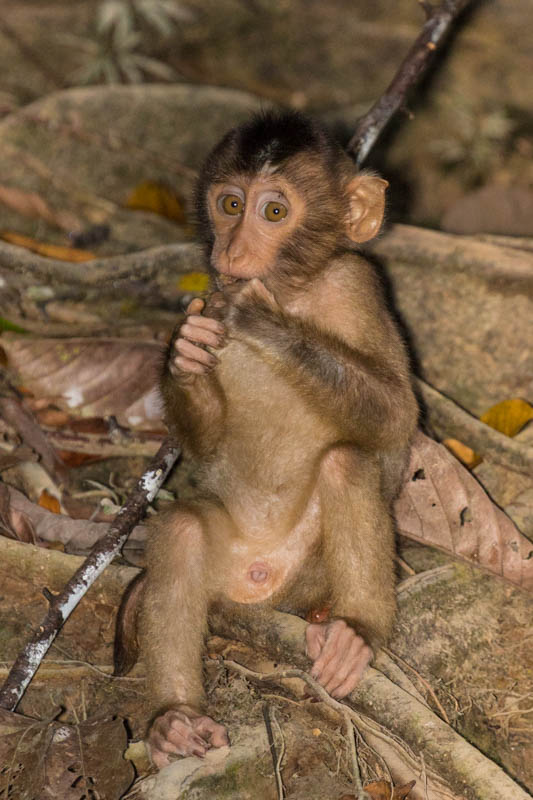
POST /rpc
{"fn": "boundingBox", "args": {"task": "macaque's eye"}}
[262,201,288,222]
[220,194,244,215]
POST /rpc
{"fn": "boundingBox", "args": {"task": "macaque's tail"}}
[113,571,146,676]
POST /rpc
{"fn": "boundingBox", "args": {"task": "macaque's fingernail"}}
[311,668,320,679]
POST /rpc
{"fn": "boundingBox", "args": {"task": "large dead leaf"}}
[3,335,165,431]
[0,707,133,800]
[2,484,146,553]
[395,432,533,591]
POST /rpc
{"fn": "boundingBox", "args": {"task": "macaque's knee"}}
[320,445,360,488]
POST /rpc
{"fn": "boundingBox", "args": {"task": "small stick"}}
[263,702,285,800]
[348,0,472,166]
[0,437,180,711]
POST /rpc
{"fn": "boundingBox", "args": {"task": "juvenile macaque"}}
[121,111,417,767]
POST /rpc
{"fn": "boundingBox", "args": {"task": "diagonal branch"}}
[0,438,179,711]
[347,0,472,166]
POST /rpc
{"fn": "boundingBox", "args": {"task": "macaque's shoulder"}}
[305,252,385,320]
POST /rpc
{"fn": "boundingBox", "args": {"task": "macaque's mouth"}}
[216,274,247,287]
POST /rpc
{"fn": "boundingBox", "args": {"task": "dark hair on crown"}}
[195,110,343,249]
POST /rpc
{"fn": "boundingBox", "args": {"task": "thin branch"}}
[347,0,472,166]
[0,437,179,711]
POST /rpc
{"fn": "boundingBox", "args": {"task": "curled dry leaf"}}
[395,432,533,592]
[3,336,165,431]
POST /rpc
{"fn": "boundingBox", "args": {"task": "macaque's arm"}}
[228,277,415,449]
[161,298,226,457]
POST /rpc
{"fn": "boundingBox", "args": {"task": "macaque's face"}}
[207,173,305,280]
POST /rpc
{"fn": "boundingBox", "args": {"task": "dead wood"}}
[0,238,202,284]
[0,437,178,711]
[347,0,472,166]
[417,378,533,476]
[209,597,530,800]
[369,223,533,289]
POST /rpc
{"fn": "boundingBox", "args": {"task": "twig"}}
[0,437,179,711]
[343,715,370,800]
[224,660,368,796]
[348,0,472,166]
[263,702,285,800]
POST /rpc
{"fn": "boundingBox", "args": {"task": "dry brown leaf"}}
[0,483,36,543]
[38,488,61,514]
[443,437,482,469]
[0,707,133,799]
[125,179,187,223]
[0,184,79,231]
[3,336,165,431]
[395,432,533,592]
[3,484,146,551]
[480,397,533,438]
[358,779,416,800]
[1,231,95,261]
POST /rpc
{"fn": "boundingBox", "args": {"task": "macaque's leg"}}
[140,507,229,767]
[305,446,396,699]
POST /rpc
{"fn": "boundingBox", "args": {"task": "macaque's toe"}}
[148,709,229,768]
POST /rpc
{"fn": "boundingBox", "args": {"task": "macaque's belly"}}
[206,343,334,603]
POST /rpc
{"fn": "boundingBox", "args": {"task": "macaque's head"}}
[195,111,387,286]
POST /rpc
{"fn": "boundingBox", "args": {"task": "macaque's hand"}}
[148,707,229,768]
[225,278,280,332]
[306,619,372,699]
[171,298,226,377]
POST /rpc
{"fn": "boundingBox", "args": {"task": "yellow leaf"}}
[1,232,95,262]
[178,272,209,293]
[443,438,482,469]
[480,398,533,438]
[39,489,61,514]
[125,180,187,224]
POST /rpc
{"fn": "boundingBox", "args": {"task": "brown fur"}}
[116,112,418,767]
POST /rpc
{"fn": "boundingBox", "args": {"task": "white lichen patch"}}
[63,386,84,408]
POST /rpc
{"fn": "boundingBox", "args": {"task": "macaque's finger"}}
[180,320,225,348]
[315,625,355,687]
[310,620,348,678]
[323,635,366,695]
[186,298,206,315]
[173,356,211,375]
[330,645,372,699]
[305,623,327,661]
[185,314,225,334]
[176,337,218,368]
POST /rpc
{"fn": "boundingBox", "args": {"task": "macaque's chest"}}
[217,339,335,469]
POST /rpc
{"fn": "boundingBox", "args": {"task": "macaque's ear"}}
[345,174,388,243]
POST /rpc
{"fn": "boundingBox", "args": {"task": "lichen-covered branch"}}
[0,437,179,711]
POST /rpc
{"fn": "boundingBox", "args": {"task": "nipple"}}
[248,561,269,583]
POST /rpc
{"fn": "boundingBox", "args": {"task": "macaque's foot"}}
[148,707,230,768]
[306,619,372,699]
